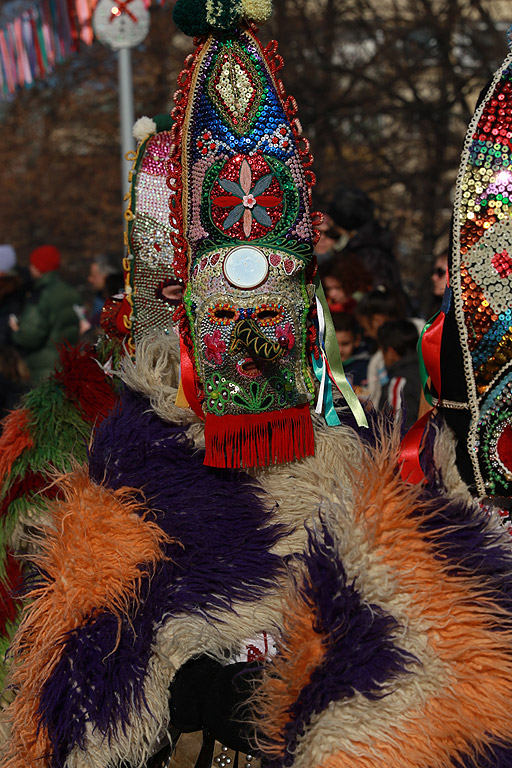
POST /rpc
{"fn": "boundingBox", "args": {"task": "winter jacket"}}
[12,271,80,384]
[0,271,29,346]
[379,350,422,430]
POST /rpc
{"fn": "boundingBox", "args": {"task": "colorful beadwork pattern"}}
[452,52,512,496]
[172,28,317,420]
[125,130,182,348]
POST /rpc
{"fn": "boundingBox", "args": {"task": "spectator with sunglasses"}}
[425,251,448,318]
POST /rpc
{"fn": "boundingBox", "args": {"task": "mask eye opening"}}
[208,303,238,325]
[156,279,184,306]
[254,303,285,326]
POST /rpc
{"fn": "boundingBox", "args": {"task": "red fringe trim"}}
[204,404,314,469]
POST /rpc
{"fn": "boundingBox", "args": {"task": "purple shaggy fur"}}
[417,485,512,617]
[454,742,512,768]
[38,387,287,766]
[274,520,416,768]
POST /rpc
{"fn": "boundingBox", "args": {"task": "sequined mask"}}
[185,243,313,418]
[169,27,318,468]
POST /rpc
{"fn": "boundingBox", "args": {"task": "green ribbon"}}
[313,276,368,429]
[311,349,339,425]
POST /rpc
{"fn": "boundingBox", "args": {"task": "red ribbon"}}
[420,311,445,403]
[179,337,205,421]
[399,410,433,484]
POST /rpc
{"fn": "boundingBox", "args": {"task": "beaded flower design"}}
[212,158,282,237]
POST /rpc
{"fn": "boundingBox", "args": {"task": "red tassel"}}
[204,404,314,469]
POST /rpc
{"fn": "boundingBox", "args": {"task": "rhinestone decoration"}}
[214,745,258,768]
[475,368,512,494]
[208,41,263,134]
[211,155,283,239]
[184,30,314,264]
[185,244,314,418]
[453,56,512,495]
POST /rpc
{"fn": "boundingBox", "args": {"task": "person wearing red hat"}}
[9,245,80,384]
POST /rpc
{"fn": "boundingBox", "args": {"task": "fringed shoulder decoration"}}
[254,430,512,768]
[4,469,171,768]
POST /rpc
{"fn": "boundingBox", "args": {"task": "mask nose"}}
[229,318,286,362]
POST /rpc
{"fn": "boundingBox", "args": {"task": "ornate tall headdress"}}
[418,35,512,498]
[102,114,182,354]
[167,0,365,469]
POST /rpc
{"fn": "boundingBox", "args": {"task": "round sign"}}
[93,0,150,50]
[223,246,268,289]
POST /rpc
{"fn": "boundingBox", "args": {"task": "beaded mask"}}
[116,115,183,354]
[433,41,512,498]
[169,2,318,468]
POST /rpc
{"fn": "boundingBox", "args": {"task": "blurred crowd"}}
[315,184,447,429]
[0,183,447,429]
[0,243,123,419]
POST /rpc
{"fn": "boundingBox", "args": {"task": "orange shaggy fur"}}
[0,409,34,483]
[4,468,172,768]
[257,430,512,768]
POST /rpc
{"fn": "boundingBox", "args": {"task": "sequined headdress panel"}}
[442,43,512,497]
[120,116,182,354]
[169,1,318,469]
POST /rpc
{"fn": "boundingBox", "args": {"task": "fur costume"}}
[4,334,512,768]
[4,4,512,768]
[0,344,119,703]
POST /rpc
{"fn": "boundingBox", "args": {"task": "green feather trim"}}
[0,621,17,694]
[0,617,21,700]
[96,335,125,377]
[1,382,90,497]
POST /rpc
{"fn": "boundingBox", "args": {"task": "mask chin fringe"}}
[204,405,315,469]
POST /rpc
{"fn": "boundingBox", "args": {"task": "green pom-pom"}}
[173,0,210,36]
[154,114,174,133]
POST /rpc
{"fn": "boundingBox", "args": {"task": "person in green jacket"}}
[9,245,80,385]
